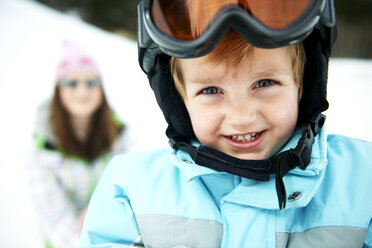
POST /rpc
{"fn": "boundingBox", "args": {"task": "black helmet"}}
[137,0,337,209]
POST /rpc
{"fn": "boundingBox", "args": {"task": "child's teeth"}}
[231,132,260,142]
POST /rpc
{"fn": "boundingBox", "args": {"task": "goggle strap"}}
[140,42,163,74]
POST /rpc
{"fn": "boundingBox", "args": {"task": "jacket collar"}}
[171,126,328,209]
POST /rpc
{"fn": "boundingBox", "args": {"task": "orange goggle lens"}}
[151,0,312,40]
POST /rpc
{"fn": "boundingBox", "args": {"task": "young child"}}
[27,40,128,248]
[79,0,372,247]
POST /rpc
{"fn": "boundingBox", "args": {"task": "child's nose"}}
[225,98,257,128]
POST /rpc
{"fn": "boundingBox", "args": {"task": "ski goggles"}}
[138,0,336,57]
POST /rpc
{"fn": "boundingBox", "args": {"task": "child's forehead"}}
[181,46,293,77]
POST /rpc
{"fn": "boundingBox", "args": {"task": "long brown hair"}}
[50,86,122,161]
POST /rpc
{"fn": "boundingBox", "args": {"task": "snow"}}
[0,0,371,247]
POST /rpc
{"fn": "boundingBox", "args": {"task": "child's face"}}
[182,47,299,160]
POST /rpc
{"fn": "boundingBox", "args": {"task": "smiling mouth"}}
[229,131,263,142]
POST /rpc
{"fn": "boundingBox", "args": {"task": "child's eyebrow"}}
[186,66,292,85]
[253,67,292,78]
[188,77,224,84]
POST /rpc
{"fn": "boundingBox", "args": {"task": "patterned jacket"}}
[27,101,128,248]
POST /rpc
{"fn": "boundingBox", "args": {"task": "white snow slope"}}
[0,0,371,247]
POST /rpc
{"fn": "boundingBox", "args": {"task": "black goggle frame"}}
[138,0,335,58]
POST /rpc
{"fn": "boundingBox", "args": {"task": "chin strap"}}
[270,114,325,209]
[168,114,326,210]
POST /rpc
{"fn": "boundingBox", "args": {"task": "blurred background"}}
[0,0,371,247]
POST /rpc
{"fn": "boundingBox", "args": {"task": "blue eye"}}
[256,80,275,88]
[202,87,221,94]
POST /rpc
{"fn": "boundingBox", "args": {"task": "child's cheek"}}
[187,104,220,146]
[269,96,299,139]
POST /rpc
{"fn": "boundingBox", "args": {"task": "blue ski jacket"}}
[79,127,372,247]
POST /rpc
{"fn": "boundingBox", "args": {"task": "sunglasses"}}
[58,79,102,88]
[138,0,336,57]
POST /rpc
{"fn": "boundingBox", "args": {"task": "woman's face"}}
[58,71,103,119]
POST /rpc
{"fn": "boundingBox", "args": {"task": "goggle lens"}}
[151,0,312,40]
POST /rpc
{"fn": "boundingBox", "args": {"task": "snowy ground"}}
[0,0,371,247]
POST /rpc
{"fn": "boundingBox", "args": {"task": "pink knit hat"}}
[55,40,101,82]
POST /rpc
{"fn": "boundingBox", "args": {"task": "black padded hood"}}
[138,20,337,209]
[139,22,337,143]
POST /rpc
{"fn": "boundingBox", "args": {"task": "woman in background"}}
[28,40,127,248]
